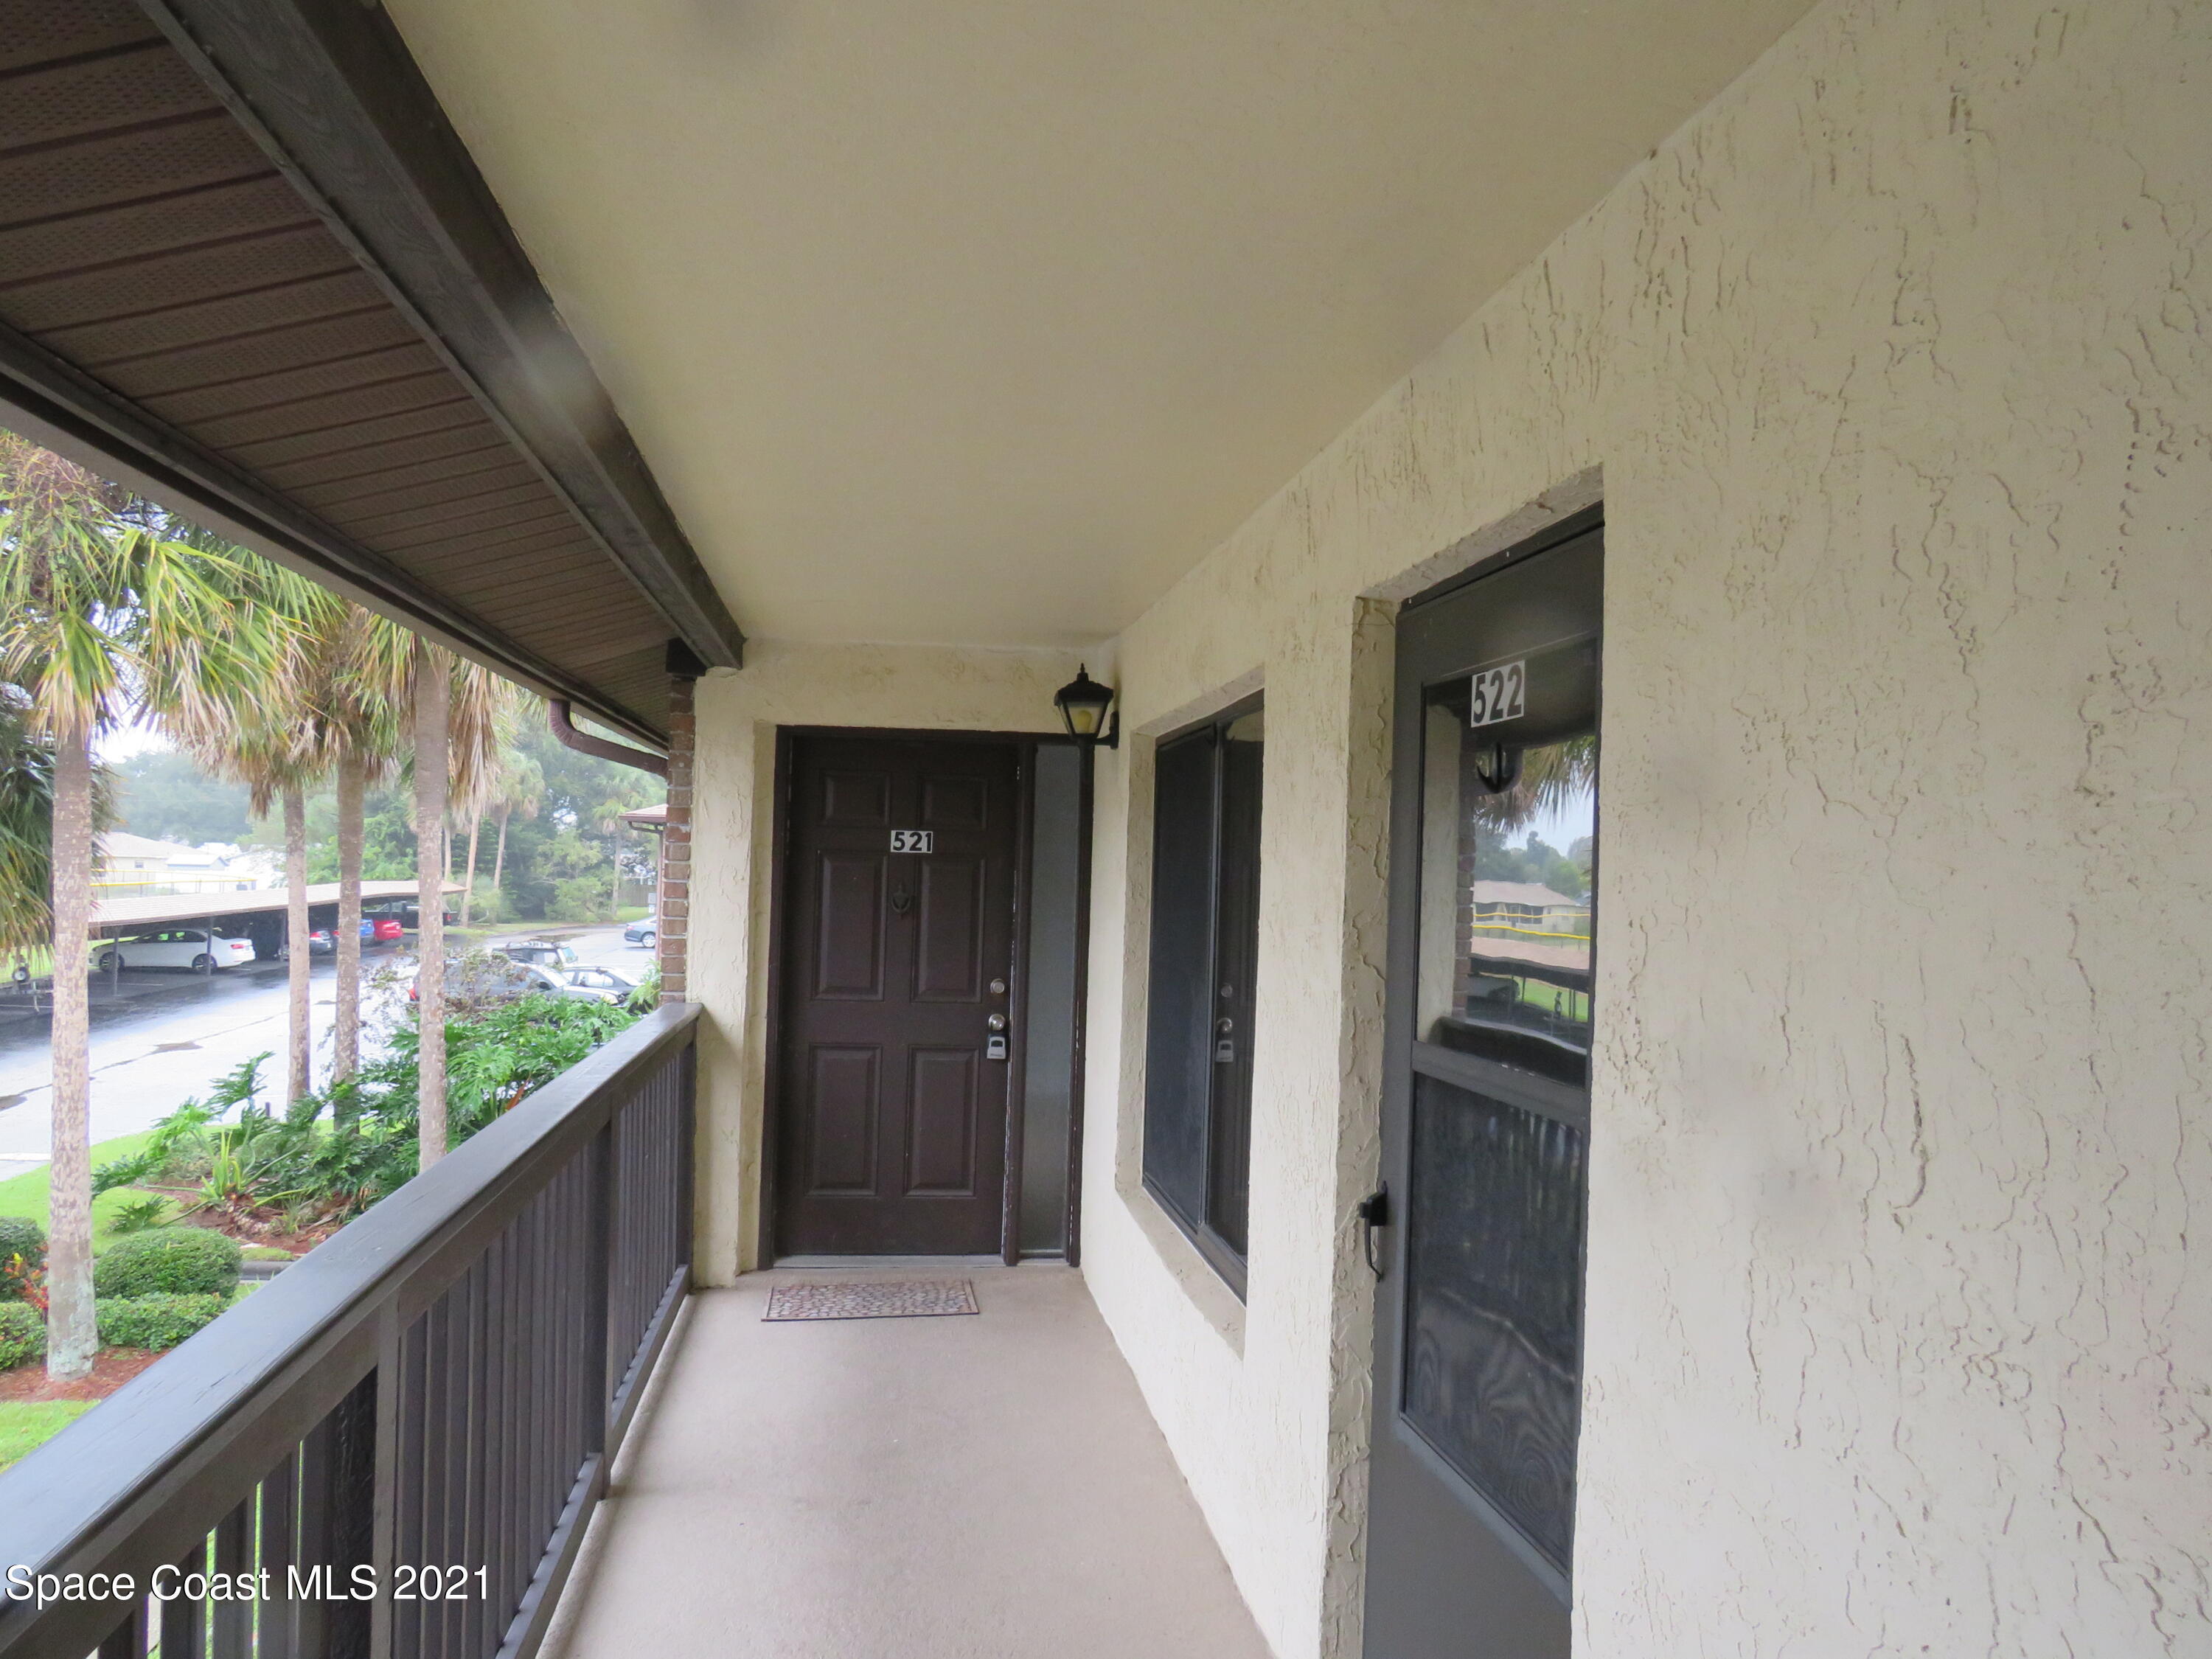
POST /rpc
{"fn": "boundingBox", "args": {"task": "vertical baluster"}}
[257,1450,298,1659]
[440,1276,473,1659]
[517,1191,541,1596]
[161,1542,206,1659]
[526,1189,549,1557]
[587,1129,611,1462]
[403,1304,442,1659]
[479,1229,507,1659]
[460,1256,489,1659]
[504,1208,528,1627]
[209,1500,251,1659]
[94,1594,148,1659]
[678,1039,698,1293]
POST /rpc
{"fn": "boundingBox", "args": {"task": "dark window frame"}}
[1141,691,1265,1298]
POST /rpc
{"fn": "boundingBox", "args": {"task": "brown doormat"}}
[763,1281,980,1321]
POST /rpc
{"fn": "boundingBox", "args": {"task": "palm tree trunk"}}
[284,784,310,1103]
[334,750,364,1081]
[489,804,510,917]
[459,804,483,927]
[413,642,450,1167]
[45,723,96,1380]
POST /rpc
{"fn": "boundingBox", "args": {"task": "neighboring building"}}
[93,832,262,897]
[7,6,2203,1658]
[1468,879,1587,926]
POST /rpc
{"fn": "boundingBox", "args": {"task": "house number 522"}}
[1468,661,1526,729]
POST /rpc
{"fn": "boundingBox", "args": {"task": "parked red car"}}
[369,916,405,942]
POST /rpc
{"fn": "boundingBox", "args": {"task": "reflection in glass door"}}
[1364,513,1600,1658]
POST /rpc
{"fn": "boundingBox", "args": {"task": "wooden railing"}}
[0,1004,700,1659]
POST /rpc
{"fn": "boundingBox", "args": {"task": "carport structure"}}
[0,4,2203,1659]
[87,880,462,970]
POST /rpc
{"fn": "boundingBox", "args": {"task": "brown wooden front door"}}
[775,734,1020,1256]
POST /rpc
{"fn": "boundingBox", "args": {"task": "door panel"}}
[823,768,891,824]
[905,1048,981,1194]
[1365,518,1600,1657]
[914,858,986,1000]
[776,734,1019,1256]
[804,1047,880,1193]
[814,854,887,997]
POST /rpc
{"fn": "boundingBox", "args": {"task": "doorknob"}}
[1357,1184,1390,1281]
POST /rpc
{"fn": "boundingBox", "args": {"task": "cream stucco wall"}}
[686,641,1085,1280]
[677,0,2206,1652]
[1068,1,2211,1656]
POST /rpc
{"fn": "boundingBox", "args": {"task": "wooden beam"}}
[138,0,748,673]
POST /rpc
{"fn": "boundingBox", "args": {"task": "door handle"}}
[1357,1184,1390,1281]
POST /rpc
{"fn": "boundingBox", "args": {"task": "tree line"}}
[109,707,656,926]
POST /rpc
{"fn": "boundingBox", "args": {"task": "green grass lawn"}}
[0,1133,181,1253]
[0,1401,93,1467]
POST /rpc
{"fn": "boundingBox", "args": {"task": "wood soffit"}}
[0,0,748,744]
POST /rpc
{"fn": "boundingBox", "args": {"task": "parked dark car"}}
[306,928,335,956]
[622,917,658,948]
[364,901,457,930]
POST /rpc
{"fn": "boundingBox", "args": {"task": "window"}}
[1143,695,1264,1295]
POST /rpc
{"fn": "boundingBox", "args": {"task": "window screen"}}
[1143,698,1263,1293]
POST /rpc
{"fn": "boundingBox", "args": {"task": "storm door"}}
[773,734,1020,1256]
[1363,515,1600,1656]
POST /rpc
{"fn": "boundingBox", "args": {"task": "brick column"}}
[658,674,696,1005]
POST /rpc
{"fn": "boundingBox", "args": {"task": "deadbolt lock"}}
[989,977,1007,995]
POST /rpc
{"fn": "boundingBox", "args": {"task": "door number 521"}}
[889,830,934,853]
[1468,661,1526,729]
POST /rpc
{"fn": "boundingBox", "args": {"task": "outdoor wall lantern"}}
[1054,665,1119,750]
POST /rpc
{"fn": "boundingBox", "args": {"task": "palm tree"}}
[0,692,116,967]
[0,433,277,1380]
[411,639,451,1165]
[166,562,339,1103]
[409,651,514,1167]
[484,749,543,925]
[321,605,410,1083]
[456,678,531,926]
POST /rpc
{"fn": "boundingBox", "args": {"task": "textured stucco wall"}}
[686,640,1082,1280]
[1073,1,2212,1655]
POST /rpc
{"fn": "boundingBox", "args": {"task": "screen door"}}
[1363,515,1600,1657]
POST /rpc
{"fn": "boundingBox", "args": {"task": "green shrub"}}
[0,1304,43,1368]
[0,1218,44,1302]
[549,877,611,923]
[94,1293,229,1352]
[91,1226,240,1298]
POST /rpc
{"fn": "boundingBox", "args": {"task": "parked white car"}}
[94,928,257,973]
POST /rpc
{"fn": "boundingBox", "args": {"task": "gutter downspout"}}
[549,700,669,778]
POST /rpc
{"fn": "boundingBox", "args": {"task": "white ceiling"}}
[386,0,1813,649]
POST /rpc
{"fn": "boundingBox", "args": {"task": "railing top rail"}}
[0,1003,700,1641]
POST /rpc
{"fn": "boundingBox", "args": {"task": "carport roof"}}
[92,879,461,932]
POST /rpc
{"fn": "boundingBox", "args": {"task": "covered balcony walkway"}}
[542,1264,1267,1658]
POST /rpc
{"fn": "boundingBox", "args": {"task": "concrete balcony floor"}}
[545,1262,1270,1658]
